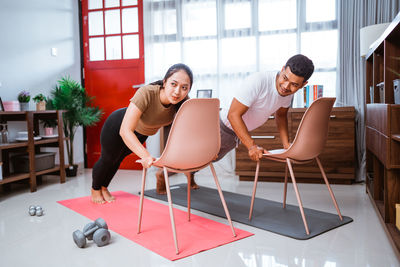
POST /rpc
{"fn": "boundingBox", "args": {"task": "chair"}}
[137,98,236,254]
[248,97,343,235]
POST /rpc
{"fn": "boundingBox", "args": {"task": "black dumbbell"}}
[72,218,111,248]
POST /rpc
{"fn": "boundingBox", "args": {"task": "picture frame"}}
[196,89,212,98]
[0,97,4,111]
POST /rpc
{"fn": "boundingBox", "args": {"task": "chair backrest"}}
[156,98,220,170]
[283,97,336,161]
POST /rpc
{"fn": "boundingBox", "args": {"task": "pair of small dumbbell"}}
[29,205,44,216]
[73,218,111,248]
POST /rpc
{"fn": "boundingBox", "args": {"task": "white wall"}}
[0,0,84,165]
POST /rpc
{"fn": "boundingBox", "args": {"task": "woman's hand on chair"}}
[140,156,155,168]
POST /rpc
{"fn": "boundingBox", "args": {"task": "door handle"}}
[132,83,146,89]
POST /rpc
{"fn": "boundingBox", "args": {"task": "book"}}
[303,85,323,107]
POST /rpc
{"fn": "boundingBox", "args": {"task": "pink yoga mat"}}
[58,191,253,261]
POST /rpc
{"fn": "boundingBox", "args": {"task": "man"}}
[156,54,314,194]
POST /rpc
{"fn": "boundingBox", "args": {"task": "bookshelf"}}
[365,11,400,257]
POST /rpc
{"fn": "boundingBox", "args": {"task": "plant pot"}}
[36,101,46,111]
[20,102,29,111]
[66,164,78,177]
[44,127,54,136]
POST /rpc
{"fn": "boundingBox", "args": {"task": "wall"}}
[0,0,84,165]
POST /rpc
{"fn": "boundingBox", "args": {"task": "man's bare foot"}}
[101,187,115,202]
[156,169,166,195]
[91,188,105,204]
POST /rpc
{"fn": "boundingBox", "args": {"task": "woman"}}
[91,63,196,204]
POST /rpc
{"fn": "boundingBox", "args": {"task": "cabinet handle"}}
[251,135,275,139]
[269,116,275,119]
[330,115,336,118]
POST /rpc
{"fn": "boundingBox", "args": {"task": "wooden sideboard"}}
[365,11,400,256]
[235,106,355,184]
[0,110,66,192]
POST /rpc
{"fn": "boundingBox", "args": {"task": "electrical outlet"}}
[51,48,58,57]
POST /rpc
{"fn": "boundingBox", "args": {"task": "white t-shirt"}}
[220,71,293,132]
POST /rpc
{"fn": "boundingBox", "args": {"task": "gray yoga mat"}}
[144,183,353,240]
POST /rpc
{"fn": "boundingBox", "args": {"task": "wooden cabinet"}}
[0,110,66,192]
[236,106,355,184]
[365,11,400,255]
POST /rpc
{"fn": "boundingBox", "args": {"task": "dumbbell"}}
[28,205,44,216]
[72,218,111,248]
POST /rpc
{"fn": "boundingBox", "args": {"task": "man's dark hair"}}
[284,54,314,82]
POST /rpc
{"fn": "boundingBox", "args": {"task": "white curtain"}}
[143,0,339,176]
[337,0,400,182]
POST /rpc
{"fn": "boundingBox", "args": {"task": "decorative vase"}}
[36,101,46,111]
[20,102,29,111]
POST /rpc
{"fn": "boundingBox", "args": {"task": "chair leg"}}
[210,163,237,237]
[283,163,288,208]
[315,157,343,220]
[137,168,147,234]
[249,161,260,220]
[185,172,191,222]
[163,167,179,254]
[286,159,310,235]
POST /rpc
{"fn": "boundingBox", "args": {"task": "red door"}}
[81,0,144,169]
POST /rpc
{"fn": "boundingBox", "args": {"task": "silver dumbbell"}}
[28,205,44,216]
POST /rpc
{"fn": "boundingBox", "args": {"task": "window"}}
[87,0,140,61]
[146,0,338,98]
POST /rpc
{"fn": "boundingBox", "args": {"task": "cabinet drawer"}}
[236,134,283,154]
[291,111,354,136]
[366,104,389,136]
[250,117,278,135]
[366,126,388,165]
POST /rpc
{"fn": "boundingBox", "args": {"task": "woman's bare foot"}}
[91,188,105,204]
[156,169,166,195]
[101,186,115,202]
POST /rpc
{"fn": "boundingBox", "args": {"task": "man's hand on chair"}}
[248,145,264,161]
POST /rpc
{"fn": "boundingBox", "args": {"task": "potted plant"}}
[49,76,103,176]
[40,97,57,136]
[33,93,47,111]
[41,118,58,136]
[18,90,30,111]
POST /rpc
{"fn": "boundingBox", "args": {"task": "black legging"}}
[92,108,148,190]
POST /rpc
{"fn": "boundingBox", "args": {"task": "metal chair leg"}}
[283,163,288,208]
[286,159,310,235]
[164,167,179,254]
[249,161,260,220]
[316,157,343,220]
[137,168,147,233]
[210,163,237,237]
[186,172,191,222]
